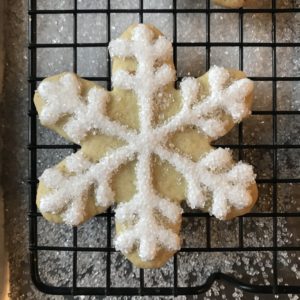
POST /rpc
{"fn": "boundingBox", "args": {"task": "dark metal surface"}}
[28,0,300,296]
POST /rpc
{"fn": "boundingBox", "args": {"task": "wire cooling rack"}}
[28,0,300,296]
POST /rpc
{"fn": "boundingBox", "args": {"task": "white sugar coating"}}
[115,186,183,226]
[110,27,176,102]
[41,168,65,190]
[38,73,82,125]
[155,66,253,140]
[38,76,137,144]
[199,148,233,171]
[38,24,255,260]
[156,146,256,218]
[209,65,230,91]
[206,66,253,122]
[39,145,136,225]
[65,152,92,173]
[39,167,89,225]
[63,86,137,143]
[115,211,181,261]
[180,77,200,107]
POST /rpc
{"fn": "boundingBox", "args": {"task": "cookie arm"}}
[36,153,107,225]
[195,68,254,141]
[34,73,109,145]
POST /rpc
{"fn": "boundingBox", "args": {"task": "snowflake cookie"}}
[214,0,245,8]
[34,24,258,268]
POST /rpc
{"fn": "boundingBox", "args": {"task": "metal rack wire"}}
[28,0,300,296]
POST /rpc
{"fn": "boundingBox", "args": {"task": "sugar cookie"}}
[34,24,258,268]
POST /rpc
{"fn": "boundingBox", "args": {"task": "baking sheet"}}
[2,0,300,299]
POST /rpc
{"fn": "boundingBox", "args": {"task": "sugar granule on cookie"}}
[34,24,258,268]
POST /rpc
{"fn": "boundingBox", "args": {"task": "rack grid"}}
[28,0,300,296]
